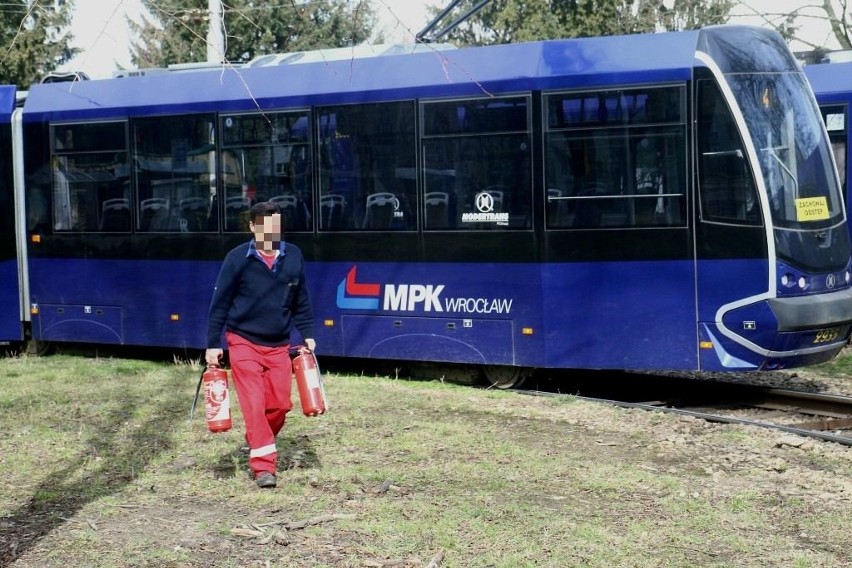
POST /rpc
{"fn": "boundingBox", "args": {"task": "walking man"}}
[206,201,315,488]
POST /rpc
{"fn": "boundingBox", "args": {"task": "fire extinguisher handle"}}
[188,368,204,423]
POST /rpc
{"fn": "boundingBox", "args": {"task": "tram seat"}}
[225,195,250,229]
[320,194,346,229]
[180,196,209,211]
[225,195,249,208]
[179,197,210,232]
[270,194,297,227]
[424,191,449,228]
[362,192,397,229]
[99,198,130,231]
[140,197,169,231]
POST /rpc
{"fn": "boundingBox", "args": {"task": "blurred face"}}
[250,213,282,251]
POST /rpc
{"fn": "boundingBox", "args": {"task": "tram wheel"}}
[408,363,482,385]
[483,365,528,389]
[25,339,54,356]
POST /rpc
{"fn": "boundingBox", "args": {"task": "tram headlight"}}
[781,273,793,287]
[846,271,851,285]
[798,276,808,290]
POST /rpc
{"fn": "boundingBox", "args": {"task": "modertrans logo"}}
[336,266,513,314]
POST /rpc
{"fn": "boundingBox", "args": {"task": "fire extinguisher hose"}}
[188,368,205,423]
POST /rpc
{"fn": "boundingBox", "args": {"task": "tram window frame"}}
[317,101,417,232]
[220,110,313,233]
[421,95,532,231]
[820,104,847,193]
[543,85,688,230]
[696,79,762,227]
[49,121,130,233]
[0,123,11,253]
[133,113,219,233]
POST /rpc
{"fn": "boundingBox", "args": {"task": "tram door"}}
[694,76,769,370]
[0,98,23,343]
[542,85,699,370]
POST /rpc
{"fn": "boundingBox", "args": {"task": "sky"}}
[59,0,843,80]
[59,0,434,79]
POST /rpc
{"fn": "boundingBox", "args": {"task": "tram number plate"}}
[813,328,841,344]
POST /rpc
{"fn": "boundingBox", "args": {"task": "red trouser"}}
[226,331,293,476]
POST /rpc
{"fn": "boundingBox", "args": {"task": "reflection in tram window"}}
[134,114,218,232]
[49,121,130,232]
[317,101,416,231]
[220,111,313,232]
[544,86,687,229]
[422,96,531,231]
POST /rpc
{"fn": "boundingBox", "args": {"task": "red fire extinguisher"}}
[291,346,328,417]
[202,364,232,432]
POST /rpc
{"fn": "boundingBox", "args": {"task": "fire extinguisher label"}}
[206,380,230,421]
[304,367,321,389]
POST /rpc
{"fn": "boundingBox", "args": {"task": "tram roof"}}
[0,85,16,122]
[24,28,719,121]
[804,61,852,99]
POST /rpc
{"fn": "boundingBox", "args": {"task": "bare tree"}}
[734,0,851,50]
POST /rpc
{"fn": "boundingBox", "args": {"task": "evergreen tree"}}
[130,0,379,69]
[0,0,77,88]
[423,0,733,45]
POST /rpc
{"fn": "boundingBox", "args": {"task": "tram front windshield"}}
[700,26,850,272]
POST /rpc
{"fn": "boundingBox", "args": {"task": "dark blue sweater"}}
[206,240,314,348]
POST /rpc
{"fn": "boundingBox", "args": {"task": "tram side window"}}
[696,80,760,226]
[543,86,686,229]
[134,114,218,232]
[820,105,847,192]
[220,111,312,232]
[421,96,531,230]
[49,122,129,232]
[317,102,416,231]
[0,124,11,252]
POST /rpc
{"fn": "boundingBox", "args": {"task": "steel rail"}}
[513,389,852,447]
[745,387,852,418]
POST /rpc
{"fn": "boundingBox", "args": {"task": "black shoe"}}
[256,472,277,488]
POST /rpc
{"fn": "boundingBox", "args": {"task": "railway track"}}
[32,346,852,445]
[512,383,852,446]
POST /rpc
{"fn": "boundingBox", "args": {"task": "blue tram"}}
[8,26,852,386]
[0,85,22,344]
[804,61,852,226]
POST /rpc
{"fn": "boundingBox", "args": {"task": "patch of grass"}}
[808,346,852,377]
[2,355,852,567]
[727,490,762,513]
[719,429,751,443]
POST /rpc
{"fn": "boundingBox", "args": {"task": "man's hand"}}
[305,338,316,352]
[205,348,223,366]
